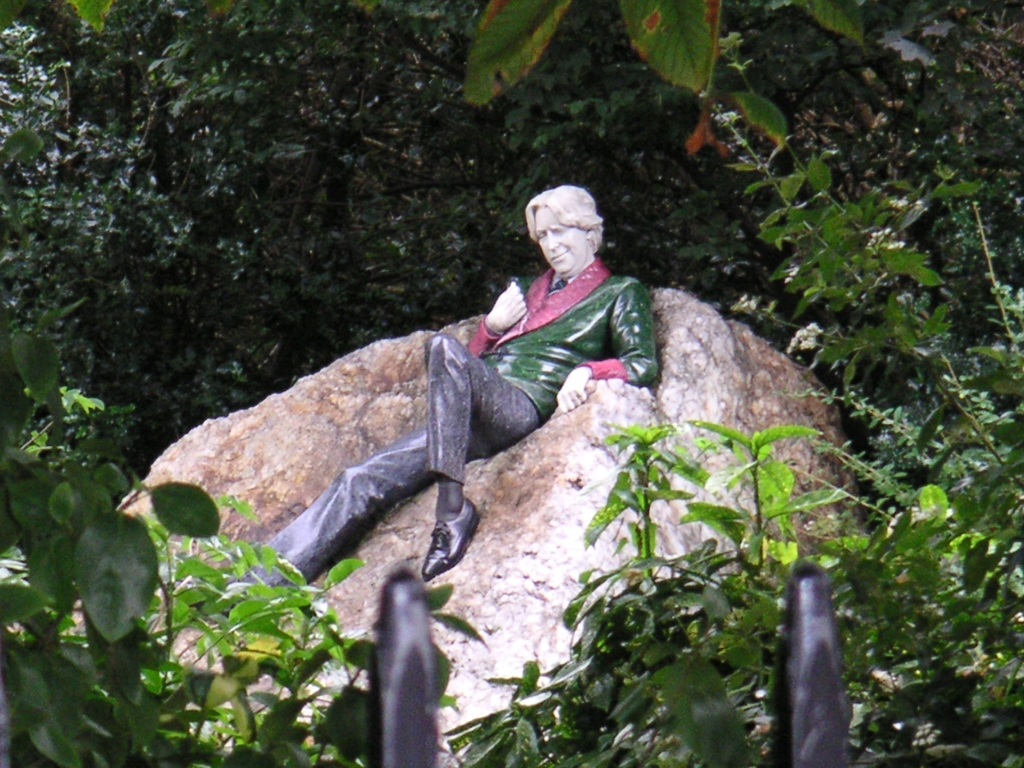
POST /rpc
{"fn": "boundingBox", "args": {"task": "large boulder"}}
[133,288,850,726]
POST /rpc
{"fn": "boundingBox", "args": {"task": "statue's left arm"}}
[558,281,658,411]
[585,280,659,385]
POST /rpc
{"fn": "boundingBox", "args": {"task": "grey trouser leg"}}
[264,334,540,583]
[426,333,541,483]
[267,431,434,583]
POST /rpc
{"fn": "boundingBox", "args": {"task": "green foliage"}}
[66,0,114,30]
[454,401,1024,766]
[467,0,861,104]
[0,307,476,766]
[0,0,1016,484]
[465,0,575,104]
[451,422,834,768]
[2,3,1024,763]
[619,0,722,95]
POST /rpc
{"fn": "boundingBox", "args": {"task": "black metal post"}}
[0,631,8,768]
[777,562,850,768]
[372,568,438,768]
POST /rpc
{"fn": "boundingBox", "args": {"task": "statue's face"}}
[534,207,597,280]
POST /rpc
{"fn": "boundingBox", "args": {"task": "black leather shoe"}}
[422,500,479,582]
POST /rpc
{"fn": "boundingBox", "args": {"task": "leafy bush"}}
[0,305,474,767]
[452,405,1024,766]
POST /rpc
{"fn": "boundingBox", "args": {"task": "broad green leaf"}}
[28,536,77,613]
[187,670,241,708]
[931,180,981,199]
[884,249,943,286]
[521,659,541,693]
[563,570,615,628]
[0,504,17,553]
[752,425,819,452]
[808,154,833,192]
[0,370,32,447]
[767,538,799,564]
[75,513,158,641]
[464,0,575,105]
[36,298,87,332]
[321,688,371,761]
[780,171,806,203]
[49,482,76,523]
[433,611,486,643]
[94,462,128,495]
[2,127,43,162]
[919,484,948,515]
[12,333,60,401]
[780,486,847,514]
[150,482,220,537]
[31,718,82,768]
[757,459,796,514]
[701,584,729,620]
[621,0,721,94]
[585,499,628,545]
[0,0,26,31]
[8,649,88,768]
[427,582,454,611]
[653,656,749,767]
[731,91,787,146]
[67,0,114,31]
[682,503,747,546]
[323,557,365,589]
[230,692,256,742]
[808,0,864,45]
[0,583,51,623]
[9,478,54,529]
[690,421,752,450]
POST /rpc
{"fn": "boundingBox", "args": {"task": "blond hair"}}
[524,185,604,251]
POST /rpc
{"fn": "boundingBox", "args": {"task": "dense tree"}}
[2,0,1024,765]
[3,0,1021,472]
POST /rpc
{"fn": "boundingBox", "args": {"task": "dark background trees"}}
[4,0,1021,475]
[3,1,1024,766]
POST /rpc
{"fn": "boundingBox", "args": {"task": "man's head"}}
[525,186,604,280]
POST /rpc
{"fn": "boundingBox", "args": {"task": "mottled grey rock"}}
[132,288,850,728]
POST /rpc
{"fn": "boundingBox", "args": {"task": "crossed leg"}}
[262,334,540,584]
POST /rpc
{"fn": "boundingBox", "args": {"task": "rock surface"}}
[133,288,850,728]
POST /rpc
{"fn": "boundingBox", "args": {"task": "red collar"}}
[495,259,612,346]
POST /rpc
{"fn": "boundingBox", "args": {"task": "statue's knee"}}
[427,333,465,365]
[338,467,377,511]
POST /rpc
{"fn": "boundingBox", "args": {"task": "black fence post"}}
[0,631,8,768]
[372,567,438,768]
[776,562,850,768]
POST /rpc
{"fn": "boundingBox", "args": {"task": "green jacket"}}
[468,259,658,420]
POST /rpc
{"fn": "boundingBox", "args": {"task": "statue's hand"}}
[485,282,527,333]
[556,366,594,413]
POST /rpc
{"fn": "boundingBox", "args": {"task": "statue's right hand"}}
[485,282,527,333]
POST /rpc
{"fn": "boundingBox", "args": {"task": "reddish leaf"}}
[686,110,730,158]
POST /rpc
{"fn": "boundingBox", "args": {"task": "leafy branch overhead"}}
[465,0,864,148]
[4,0,858,150]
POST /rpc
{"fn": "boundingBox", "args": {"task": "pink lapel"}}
[495,259,612,347]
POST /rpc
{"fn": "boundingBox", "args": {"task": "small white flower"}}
[787,323,823,354]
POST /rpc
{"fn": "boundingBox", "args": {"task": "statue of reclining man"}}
[259,185,659,584]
